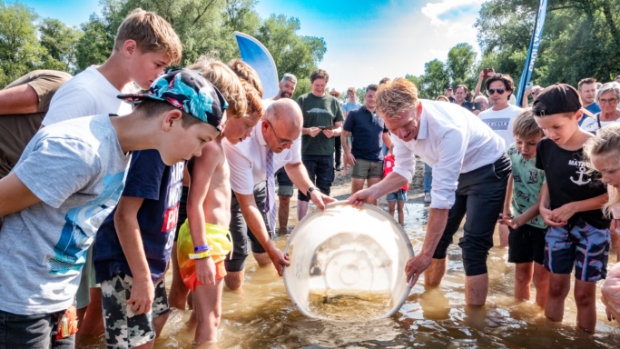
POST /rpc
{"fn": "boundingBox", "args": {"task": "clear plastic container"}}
[283,202,414,322]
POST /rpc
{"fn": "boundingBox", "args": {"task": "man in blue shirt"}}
[578,78,601,126]
[454,84,475,113]
[342,84,392,204]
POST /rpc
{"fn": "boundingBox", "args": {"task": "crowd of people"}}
[1,7,620,349]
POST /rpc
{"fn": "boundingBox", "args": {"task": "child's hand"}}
[550,203,575,224]
[540,206,566,227]
[196,257,216,286]
[127,278,154,315]
[498,213,521,229]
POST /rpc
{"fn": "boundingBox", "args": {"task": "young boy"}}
[177,58,264,344]
[0,68,223,348]
[92,68,227,349]
[40,8,182,341]
[498,110,549,307]
[533,84,610,332]
[383,153,408,226]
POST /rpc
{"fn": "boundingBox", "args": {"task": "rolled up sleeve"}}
[429,129,467,209]
[391,136,416,183]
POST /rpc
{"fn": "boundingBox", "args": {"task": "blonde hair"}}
[228,59,263,98]
[376,78,419,118]
[241,79,264,118]
[512,109,544,140]
[188,56,246,120]
[114,9,182,64]
[583,124,620,217]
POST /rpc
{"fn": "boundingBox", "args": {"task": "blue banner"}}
[234,31,279,99]
[516,0,548,105]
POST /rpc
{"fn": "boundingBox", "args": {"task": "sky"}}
[21,0,486,92]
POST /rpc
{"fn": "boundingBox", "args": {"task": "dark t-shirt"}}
[0,70,72,178]
[297,93,344,156]
[94,150,185,283]
[535,138,609,229]
[343,105,388,162]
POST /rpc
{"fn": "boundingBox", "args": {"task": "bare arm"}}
[551,192,609,223]
[186,148,219,285]
[341,130,351,155]
[405,208,450,285]
[236,193,289,275]
[0,84,38,115]
[503,174,513,214]
[382,132,393,152]
[474,70,484,97]
[347,172,408,206]
[114,196,153,315]
[285,162,337,210]
[0,173,41,217]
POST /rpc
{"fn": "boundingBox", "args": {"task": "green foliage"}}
[446,43,476,87]
[0,1,44,86]
[39,18,82,72]
[292,77,311,100]
[475,0,620,87]
[255,14,326,81]
[74,13,113,72]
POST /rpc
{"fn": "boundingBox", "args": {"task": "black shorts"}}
[174,186,189,242]
[508,224,546,264]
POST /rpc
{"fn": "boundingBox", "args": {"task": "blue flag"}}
[234,31,279,99]
[516,0,548,105]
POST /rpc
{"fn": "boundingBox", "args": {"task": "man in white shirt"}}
[477,74,522,151]
[223,99,335,290]
[348,79,511,306]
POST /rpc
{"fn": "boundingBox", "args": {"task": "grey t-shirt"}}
[0,114,130,315]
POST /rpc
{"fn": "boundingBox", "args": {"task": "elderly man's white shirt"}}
[223,120,302,195]
[392,100,504,210]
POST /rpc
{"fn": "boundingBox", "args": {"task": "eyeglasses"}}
[266,119,296,145]
[599,98,618,104]
[488,88,505,95]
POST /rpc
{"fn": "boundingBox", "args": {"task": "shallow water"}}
[83,203,620,348]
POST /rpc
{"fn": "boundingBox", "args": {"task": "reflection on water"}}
[82,202,620,348]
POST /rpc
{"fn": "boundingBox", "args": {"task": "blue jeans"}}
[423,163,432,193]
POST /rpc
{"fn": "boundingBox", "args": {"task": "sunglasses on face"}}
[488,88,505,95]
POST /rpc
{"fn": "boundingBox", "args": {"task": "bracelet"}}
[189,251,211,260]
[194,244,212,253]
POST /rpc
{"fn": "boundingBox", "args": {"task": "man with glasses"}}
[222,99,335,290]
[348,78,510,307]
[296,69,344,221]
[478,74,522,151]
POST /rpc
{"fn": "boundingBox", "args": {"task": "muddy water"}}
[83,203,620,348]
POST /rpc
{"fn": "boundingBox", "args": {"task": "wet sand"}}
[81,163,620,348]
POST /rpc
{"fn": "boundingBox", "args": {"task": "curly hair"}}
[228,59,263,98]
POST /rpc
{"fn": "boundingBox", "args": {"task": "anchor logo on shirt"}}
[570,166,591,186]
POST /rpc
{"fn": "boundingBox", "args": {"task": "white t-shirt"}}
[223,120,302,195]
[392,100,505,209]
[477,104,522,151]
[0,114,130,315]
[42,66,133,126]
[581,114,620,133]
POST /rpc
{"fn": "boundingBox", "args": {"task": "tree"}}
[255,14,326,81]
[39,18,82,72]
[0,1,44,86]
[74,13,113,72]
[446,43,476,87]
[292,77,310,100]
[417,59,450,99]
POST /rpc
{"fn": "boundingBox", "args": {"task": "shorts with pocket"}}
[101,274,169,349]
[351,158,384,179]
[386,189,407,202]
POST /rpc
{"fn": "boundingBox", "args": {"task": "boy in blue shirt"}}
[498,110,549,308]
[93,70,227,349]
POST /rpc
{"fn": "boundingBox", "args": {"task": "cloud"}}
[421,0,486,26]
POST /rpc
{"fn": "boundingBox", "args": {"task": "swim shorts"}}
[177,220,232,291]
[544,218,610,282]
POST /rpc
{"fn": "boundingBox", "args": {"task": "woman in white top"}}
[581,82,620,133]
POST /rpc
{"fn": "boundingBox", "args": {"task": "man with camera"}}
[296,69,344,221]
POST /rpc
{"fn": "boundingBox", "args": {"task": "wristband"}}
[189,251,211,260]
[194,244,212,253]
[306,186,318,198]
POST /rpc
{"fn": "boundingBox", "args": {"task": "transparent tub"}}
[283,202,415,322]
